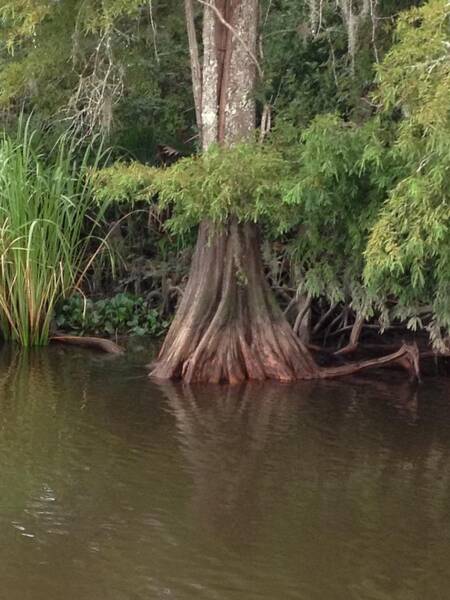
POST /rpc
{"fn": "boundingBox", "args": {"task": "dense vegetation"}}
[0,120,108,345]
[0,0,449,365]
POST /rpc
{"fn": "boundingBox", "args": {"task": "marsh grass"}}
[0,121,107,346]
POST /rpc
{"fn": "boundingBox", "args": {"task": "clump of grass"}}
[0,121,107,346]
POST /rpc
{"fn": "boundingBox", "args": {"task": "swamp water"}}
[0,342,449,600]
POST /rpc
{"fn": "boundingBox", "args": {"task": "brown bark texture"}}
[150,0,421,384]
[151,220,319,383]
[150,218,420,383]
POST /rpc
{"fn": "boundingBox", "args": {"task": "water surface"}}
[0,343,449,599]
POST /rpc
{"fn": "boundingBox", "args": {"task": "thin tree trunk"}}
[185,0,203,133]
[293,293,312,343]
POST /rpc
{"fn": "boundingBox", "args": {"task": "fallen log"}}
[50,334,125,355]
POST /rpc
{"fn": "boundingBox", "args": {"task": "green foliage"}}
[152,143,291,233]
[0,0,53,48]
[3,0,448,350]
[271,0,450,344]
[282,114,389,313]
[261,1,342,125]
[261,0,420,126]
[364,0,450,341]
[93,142,296,237]
[92,161,159,205]
[2,0,420,161]
[93,144,292,233]
[0,120,108,346]
[0,0,193,159]
[56,293,168,337]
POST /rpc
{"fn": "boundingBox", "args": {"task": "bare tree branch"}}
[62,31,124,140]
[147,0,160,62]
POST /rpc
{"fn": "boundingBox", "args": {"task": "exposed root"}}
[334,313,364,356]
[150,221,318,384]
[320,343,420,381]
[150,221,421,385]
[51,334,124,355]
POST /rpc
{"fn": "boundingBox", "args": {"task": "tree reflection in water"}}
[162,382,299,542]
[1,347,450,599]
[161,378,422,543]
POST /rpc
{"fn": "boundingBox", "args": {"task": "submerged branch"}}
[51,334,124,355]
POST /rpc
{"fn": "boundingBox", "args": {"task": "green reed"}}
[0,121,107,346]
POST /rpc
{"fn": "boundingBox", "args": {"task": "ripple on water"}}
[0,346,450,599]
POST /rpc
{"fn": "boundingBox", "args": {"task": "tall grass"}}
[0,121,107,346]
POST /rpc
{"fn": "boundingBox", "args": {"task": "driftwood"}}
[50,334,124,355]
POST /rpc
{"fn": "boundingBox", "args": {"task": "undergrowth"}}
[55,293,169,338]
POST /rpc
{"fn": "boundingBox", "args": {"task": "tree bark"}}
[185,0,203,133]
[151,220,319,383]
[150,0,421,384]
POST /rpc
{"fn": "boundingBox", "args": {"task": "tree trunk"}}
[151,220,319,383]
[150,0,421,384]
[185,0,203,134]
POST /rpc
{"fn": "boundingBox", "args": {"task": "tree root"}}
[50,334,124,355]
[334,313,364,356]
[320,343,420,381]
[150,222,422,385]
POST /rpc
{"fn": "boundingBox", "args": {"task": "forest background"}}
[0,0,449,362]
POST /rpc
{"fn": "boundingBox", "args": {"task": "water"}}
[0,343,449,600]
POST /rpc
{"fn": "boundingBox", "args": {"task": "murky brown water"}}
[0,342,450,599]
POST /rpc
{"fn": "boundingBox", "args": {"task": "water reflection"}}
[0,345,450,599]
[163,382,302,541]
[162,378,450,599]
